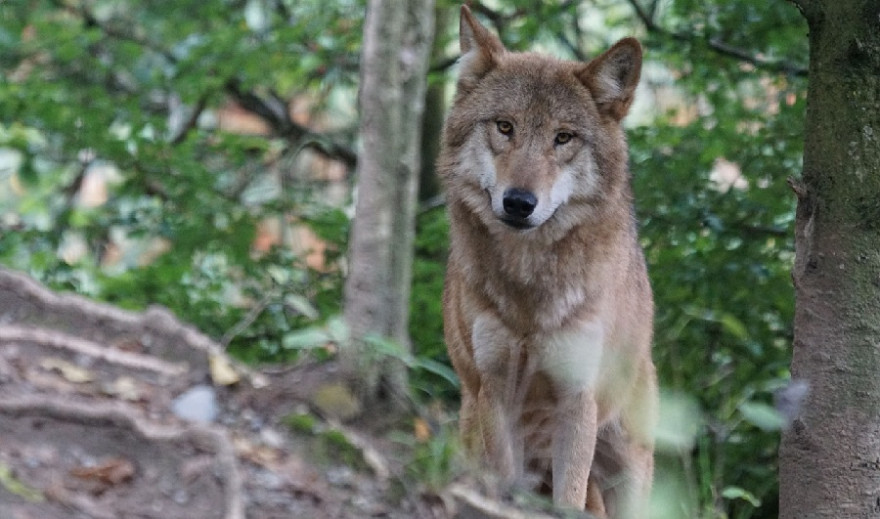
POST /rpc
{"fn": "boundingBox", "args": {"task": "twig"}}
[170,94,209,146]
[219,292,276,349]
[445,482,562,519]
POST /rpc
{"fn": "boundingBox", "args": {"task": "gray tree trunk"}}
[342,0,435,407]
[779,0,880,517]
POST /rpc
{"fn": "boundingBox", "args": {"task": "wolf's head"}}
[440,6,642,235]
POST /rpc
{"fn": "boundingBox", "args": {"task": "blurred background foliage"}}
[1,0,806,517]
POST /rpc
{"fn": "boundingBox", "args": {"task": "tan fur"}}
[439,6,657,517]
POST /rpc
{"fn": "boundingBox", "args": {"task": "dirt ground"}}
[0,268,573,519]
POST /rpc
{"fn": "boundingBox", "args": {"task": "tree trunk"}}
[779,1,880,517]
[342,0,435,407]
[418,6,450,202]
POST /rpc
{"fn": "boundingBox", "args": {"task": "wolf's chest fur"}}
[448,195,633,333]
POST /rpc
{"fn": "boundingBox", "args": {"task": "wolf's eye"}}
[554,132,574,145]
[496,120,513,136]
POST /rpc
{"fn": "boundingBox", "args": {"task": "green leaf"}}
[739,401,785,431]
[364,334,413,365]
[283,412,318,434]
[653,391,702,452]
[722,485,762,507]
[719,312,749,341]
[284,294,319,320]
[0,463,43,503]
[412,357,460,388]
[325,316,349,343]
[282,327,331,350]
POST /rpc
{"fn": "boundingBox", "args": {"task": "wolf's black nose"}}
[502,189,537,219]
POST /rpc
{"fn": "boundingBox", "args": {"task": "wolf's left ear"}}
[578,38,642,120]
[458,5,505,90]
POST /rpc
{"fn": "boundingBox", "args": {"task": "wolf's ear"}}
[458,5,505,89]
[578,38,642,120]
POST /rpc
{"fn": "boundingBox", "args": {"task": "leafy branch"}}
[65,1,358,168]
[625,0,808,77]
[224,81,357,169]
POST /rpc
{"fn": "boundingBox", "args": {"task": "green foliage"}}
[409,207,454,399]
[361,334,460,398]
[630,36,803,519]
[283,411,319,434]
[283,413,370,472]
[389,420,463,492]
[1,0,359,361]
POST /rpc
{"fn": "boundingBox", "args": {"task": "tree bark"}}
[342,0,435,406]
[779,1,880,517]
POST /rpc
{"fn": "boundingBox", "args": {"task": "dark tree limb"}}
[64,1,358,169]
[224,80,358,169]
[170,94,209,146]
[625,0,808,77]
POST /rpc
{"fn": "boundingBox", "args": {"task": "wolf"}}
[439,6,657,517]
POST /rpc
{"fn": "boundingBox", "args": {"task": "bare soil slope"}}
[0,268,570,519]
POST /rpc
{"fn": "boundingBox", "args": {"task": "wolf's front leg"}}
[476,379,521,482]
[553,389,599,510]
[610,364,657,518]
[543,321,605,511]
[471,313,524,484]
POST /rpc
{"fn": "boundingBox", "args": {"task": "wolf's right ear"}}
[458,5,505,90]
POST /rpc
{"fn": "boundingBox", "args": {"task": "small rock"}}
[173,488,190,505]
[260,427,285,449]
[171,385,218,423]
[325,466,355,488]
[311,383,360,422]
[254,469,283,490]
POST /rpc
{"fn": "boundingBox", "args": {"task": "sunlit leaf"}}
[722,485,762,507]
[739,401,785,431]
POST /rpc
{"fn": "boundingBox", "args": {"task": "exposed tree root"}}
[0,325,187,377]
[0,268,266,388]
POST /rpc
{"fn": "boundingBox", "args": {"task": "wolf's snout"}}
[502,188,537,219]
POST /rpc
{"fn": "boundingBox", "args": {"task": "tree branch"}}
[557,8,587,63]
[169,94,209,146]
[640,210,790,240]
[69,1,178,64]
[67,2,358,169]
[626,0,808,77]
[469,2,522,38]
[786,0,819,23]
[224,81,358,169]
[566,1,587,61]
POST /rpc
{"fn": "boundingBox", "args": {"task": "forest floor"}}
[0,268,574,519]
